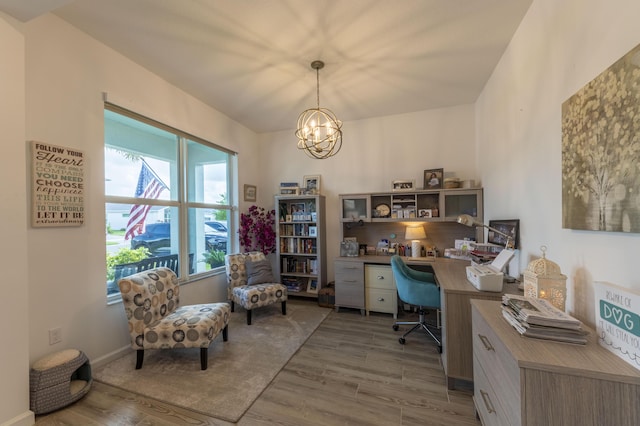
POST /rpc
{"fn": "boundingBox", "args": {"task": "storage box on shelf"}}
[276,195,326,298]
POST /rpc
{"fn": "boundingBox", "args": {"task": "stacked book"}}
[281,277,305,293]
[501,294,589,345]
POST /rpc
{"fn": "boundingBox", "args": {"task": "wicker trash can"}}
[318,282,335,308]
[30,349,92,414]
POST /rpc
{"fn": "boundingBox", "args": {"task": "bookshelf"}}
[275,195,326,298]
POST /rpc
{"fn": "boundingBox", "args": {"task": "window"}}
[104,104,236,298]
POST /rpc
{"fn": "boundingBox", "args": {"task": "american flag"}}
[124,161,168,240]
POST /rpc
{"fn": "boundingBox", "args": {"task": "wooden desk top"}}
[335,255,519,295]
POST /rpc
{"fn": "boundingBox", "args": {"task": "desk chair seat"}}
[390,255,442,352]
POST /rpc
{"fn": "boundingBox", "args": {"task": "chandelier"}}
[295,60,343,159]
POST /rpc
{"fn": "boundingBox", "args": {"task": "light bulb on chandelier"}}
[295,60,342,159]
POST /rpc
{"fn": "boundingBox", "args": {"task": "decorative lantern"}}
[523,246,567,311]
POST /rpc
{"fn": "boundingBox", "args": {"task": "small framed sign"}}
[595,282,640,370]
[31,141,85,227]
[392,179,415,191]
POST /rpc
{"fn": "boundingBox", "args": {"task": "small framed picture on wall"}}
[244,184,257,202]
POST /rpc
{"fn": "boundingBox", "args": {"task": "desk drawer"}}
[365,265,395,290]
[472,305,521,423]
[335,261,364,282]
[473,354,512,426]
[335,261,364,308]
[366,288,397,315]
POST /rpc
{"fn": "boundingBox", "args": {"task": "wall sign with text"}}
[31,141,85,227]
[595,281,640,370]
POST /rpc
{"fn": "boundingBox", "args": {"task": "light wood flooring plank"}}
[36,308,479,425]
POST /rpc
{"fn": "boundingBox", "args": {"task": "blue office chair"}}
[390,255,442,352]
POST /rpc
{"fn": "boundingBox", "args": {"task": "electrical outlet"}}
[49,327,62,345]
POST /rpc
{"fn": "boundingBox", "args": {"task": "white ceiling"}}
[0,0,532,133]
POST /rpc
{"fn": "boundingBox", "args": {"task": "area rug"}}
[92,300,331,422]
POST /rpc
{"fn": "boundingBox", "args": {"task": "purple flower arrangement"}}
[239,205,276,255]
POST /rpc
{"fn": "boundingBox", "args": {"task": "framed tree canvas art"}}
[562,43,640,233]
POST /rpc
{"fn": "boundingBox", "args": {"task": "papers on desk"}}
[501,294,588,344]
[465,249,515,292]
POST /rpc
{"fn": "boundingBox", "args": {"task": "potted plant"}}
[239,205,276,255]
[202,248,225,269]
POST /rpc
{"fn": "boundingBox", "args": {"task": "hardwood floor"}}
[35,307,480,425]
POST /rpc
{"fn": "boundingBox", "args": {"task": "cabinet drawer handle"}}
[478,334,494,351]
[480,390,496,414]
[377,275,385,280]
[377,297,385,302]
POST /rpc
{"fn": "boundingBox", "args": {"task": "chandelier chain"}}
[316,67,320,109]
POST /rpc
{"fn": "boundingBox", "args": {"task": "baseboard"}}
[90,345,131,368]
[1,410,35,426]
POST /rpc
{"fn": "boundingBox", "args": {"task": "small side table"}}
[30,349,92,414]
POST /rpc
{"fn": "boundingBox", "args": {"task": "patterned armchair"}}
[225,252,287,325]
[118,267,230,370]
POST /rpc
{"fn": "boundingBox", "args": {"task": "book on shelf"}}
[281,277,305,292]
[501,294,588,344]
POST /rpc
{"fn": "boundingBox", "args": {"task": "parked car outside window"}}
[131,222,227,254]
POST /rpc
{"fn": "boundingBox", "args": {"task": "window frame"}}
[104,103,237,302]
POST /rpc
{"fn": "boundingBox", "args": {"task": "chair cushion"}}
[231,283,287,310]
[143,302,230,349]
[246,258,275,285]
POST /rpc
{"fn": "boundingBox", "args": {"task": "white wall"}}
[23,13,258,374]
[476,0,640,324]
[0,11,32,426]
[257,104,477,279]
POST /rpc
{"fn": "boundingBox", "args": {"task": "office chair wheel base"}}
[399,337,406,345]
[392,324,399,331]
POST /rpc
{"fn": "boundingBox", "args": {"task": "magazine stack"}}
[501,294,588,344]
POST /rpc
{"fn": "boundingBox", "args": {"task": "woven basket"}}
[444,178,460,189]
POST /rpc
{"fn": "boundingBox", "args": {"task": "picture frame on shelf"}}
[309,226,317,237]
[392,179,415,191]
[290,202,306,221]
[303,175,321,195]
[280,187,299,196]
[424,168,443,189]
[488,219,520,249]
[243,184,257,202]
[419,209,432,218]
[307,278,319,294]
[279,182,300,196]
